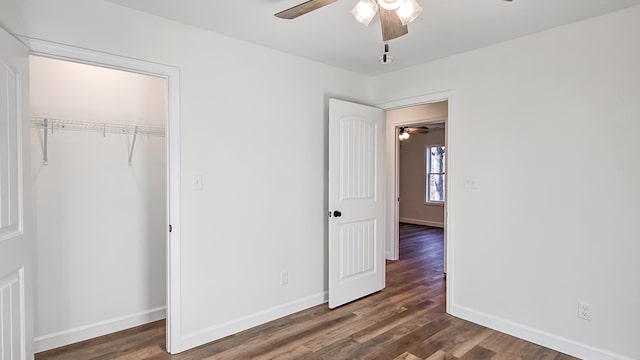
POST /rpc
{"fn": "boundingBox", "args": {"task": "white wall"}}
[30,56,167,351]
[373,6,640,360]
[30,56,166,127]
[398,129,445,227]
[0,0,372,352]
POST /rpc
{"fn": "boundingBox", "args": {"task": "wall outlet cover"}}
[578,301,592,321]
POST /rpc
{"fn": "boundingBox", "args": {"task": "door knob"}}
[333,210,342,218]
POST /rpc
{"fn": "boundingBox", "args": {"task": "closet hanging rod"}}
[30,117,165,137]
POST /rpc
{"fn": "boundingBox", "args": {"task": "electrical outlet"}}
[578,301,592,321]
[280,271,289,285]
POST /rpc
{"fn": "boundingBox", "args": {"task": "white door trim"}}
[377,90,454,315]
[20,37,183,353]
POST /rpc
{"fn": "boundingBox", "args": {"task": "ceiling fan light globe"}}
[396,0,422,25]
[351,0,378,26]
[377,0,406,10]
[398,127,410,140]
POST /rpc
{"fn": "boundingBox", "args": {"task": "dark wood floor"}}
[36,224,579,360]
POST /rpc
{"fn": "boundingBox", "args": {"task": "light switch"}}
[464,176,478,189]
[192,175,204,191]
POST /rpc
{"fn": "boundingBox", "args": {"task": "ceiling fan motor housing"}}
[378,0,405,10]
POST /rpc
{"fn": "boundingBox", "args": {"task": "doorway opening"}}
[388,101,448,253]
[380,93,452,313]
[29,55,168,353]
[23,37,182,353]
[398,121,446,221]
[397,119,446,264]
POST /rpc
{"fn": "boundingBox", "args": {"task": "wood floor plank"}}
[348,312,452,360]
[361,315,455,360]
[302,314,376,351]
[520,343,563,360]
[35,224,581,360]
[450,328,493,358]
[352,299,437,344]
[554,353,582,360]
[479,331,530,360]
[408,317,486,359]
[312,337,362,360]
[253,344,316,360]
[456,345,495,360]
[423,349,457,360]
[201,312,360,360]
[394,352,423,360]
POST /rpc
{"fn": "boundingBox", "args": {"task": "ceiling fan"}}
[398,124,444,140]
[276,0,513,43]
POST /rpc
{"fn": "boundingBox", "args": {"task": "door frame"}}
[377,90,454,314]
[20,37,183,353]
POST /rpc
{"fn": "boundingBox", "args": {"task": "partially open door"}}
[0,27,34,359]
[328,99,385,309]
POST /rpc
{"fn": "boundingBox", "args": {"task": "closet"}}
[29,55,167,352]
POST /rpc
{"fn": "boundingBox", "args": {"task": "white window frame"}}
[426,144,445,205]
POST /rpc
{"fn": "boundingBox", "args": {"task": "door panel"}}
[0,27,33,360]
[329,99,385,309]
[339,220,376,280]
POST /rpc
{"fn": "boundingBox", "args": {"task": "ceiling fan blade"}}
[379,8,408,41]
[275,0,340,19]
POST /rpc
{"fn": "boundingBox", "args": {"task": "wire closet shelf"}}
[31,117,165,137]
[31,117,165,166]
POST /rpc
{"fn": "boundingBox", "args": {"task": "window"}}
[426,145,446,203]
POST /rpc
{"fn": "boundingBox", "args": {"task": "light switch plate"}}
[192,175,204,191]
[464,176,478,189]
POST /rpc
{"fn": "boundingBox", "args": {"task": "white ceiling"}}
[105,0,640,75]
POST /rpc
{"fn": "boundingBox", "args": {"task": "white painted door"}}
[328,99,385,309]
[0,28,33,359]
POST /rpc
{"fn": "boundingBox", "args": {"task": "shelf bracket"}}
[43,118,49,166]
[128,126,139,166]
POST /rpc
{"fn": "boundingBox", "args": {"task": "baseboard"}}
[451,304,635,360]
[399,218,444,228]
[181,292,328,352]
[34,307,166,353]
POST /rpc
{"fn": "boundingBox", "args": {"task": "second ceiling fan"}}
[276,0,513,42]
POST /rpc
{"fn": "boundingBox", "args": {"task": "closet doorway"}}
[29,55,171,353]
